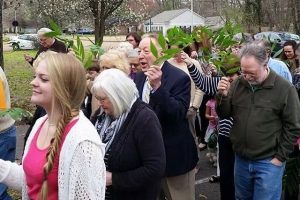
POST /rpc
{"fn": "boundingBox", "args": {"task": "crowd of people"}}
[0,27,298,200]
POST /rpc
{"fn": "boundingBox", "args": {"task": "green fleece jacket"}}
[217,69,300,162]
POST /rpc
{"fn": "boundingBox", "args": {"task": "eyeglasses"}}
[240,71,256,79]
[126,39,135,42]
[94,95,109,103]
[130,63,140,68]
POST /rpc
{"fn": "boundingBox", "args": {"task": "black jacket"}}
[134,61,198,177]
[105,99,166,200]
[29,39,68,65]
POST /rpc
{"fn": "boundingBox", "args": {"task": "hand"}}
[144,65,162,90]
[67,48,76,56]
[180,52,193,67]
[217,77,231,97]
[190,51,198,59]
[24,54,33,62]
[186,107,197,118]
[106,171,112,186]
[212,116,219,123]
[270,157,283,167]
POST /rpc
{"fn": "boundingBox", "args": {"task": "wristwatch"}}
[190,106,198,111]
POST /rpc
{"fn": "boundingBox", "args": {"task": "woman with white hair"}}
[92,69,166,200]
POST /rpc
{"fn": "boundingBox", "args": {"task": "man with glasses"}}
[24,28,68,65]
[217,43,300,200]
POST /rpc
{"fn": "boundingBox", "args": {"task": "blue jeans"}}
[0,125,16,200]
[234,155,286,200]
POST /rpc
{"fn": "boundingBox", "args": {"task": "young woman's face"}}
[30,61,53,110]
[284,45,295,59]
[126,36,138,48]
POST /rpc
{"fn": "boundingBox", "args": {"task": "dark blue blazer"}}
[134,61,199,177]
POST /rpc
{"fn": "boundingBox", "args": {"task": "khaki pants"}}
[160,169,195,200]
[187,110,200,158]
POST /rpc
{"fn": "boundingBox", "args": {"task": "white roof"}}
[145,8,204,24]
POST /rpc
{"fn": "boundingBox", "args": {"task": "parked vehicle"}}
[286,33,300,42]
[77,28,94,35]
[254,32,300,56]
[8,34,39,50]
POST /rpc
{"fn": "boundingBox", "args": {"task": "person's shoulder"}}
[0,67,6,81]
[269,58,288,68]
[130,100,160,127]
[53,39,68,51]
[132,99,155,116]
[206,99,214,105]
[272,70,293,87]
[54,39,66,46]
[68,112,102,144]
[164,61,190,78]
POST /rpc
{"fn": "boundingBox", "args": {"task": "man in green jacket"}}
[217,43,300,200]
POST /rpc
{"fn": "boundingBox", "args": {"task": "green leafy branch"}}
[0,108,32,121]
[192,22,241,75]
[86,37,105,60]
[210,52,240,76]
[150,27,194,65]
[45,18,103,69]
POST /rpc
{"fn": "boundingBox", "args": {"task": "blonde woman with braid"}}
[0,52,106,200]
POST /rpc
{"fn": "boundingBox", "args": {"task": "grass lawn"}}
[7,189,21,199]
[4,50,36,115]
[3,48,94,116]
[3,50,34,198]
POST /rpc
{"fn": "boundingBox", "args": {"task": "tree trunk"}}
[295,0,300,34]
[0,0,3,69]
[94,6,100,43]
[89,0,100,43]
[98,1,105,45]
[256,0,262,32]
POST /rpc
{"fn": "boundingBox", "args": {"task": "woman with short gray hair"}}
[92,69,166,200]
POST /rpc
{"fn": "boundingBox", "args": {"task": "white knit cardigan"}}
[0,111,106,200]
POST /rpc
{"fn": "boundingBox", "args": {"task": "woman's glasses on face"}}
[94,95,109,103]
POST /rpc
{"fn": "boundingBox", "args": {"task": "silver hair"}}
[127,49,139,58]
[37,28,53,36]
[239,43,268,65]
[116,42,133,53]
[92,69,139,117]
